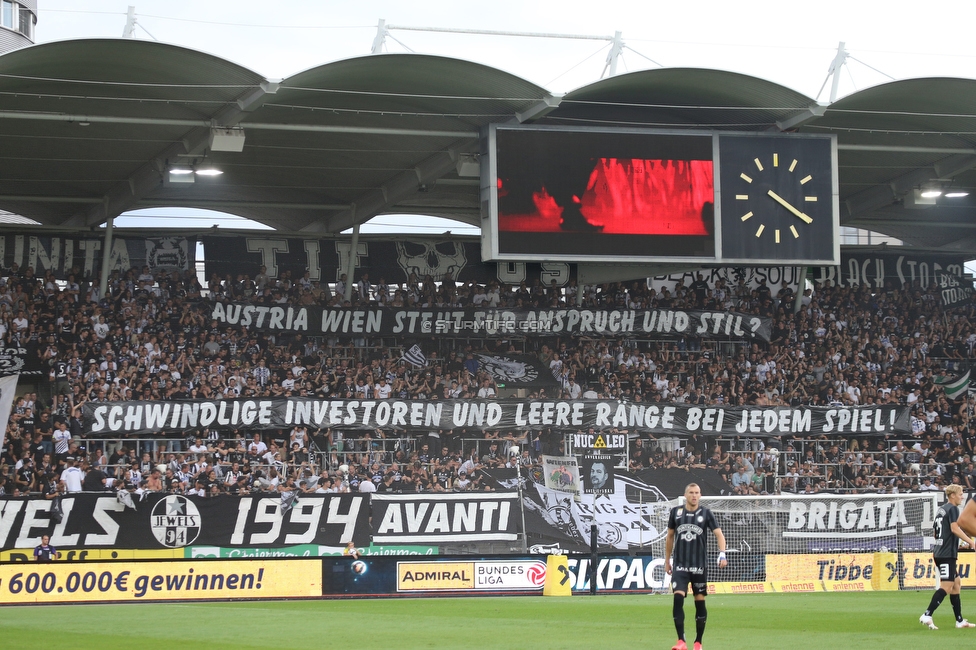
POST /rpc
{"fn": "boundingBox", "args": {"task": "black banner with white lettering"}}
[370,493,519,544]
[209,302,772,341]
[935,271,974,308]
[202,235,575,288]
[814,250,965,289]
[0,344,46,377]
[82,398,912,437]
[0,233,192,281]
[0,493,368,550]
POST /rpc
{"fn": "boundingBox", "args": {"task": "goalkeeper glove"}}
[717,552,726,566]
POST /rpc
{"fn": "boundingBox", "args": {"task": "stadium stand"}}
[0,262,973,499]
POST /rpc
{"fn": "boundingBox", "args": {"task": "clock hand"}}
[767,190,813,224]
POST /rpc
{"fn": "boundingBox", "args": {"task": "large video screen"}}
[486,126,716,260]
[482,126,840,265]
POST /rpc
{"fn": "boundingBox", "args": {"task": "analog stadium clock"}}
[719,134,838,263]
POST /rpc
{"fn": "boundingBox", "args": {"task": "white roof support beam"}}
[300,142,476,233]
[774,104,827,131]
[934,154,976,180]
[63,80,282,228]
[515,94,563,123]
[841,162,964,220]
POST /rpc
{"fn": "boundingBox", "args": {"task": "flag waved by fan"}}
[401,344,428,367]
[936,367,971,400]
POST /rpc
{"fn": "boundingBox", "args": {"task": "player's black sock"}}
[673,594,685,640]
[951,594,962,622]
[925,588,947,616]
[694,599,708,643]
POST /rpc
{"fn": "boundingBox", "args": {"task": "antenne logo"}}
[150,495,202,548]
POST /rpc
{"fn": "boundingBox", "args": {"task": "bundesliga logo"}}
[150,495,202,548]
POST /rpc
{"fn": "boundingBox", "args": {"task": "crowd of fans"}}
[0,260,974,500]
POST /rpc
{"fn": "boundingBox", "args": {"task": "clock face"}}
[719,134,837,263]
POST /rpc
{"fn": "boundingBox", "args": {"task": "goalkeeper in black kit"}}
[665,483,727,650]
[920,484,976,630]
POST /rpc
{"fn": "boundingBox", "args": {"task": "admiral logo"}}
[404,570,470,581]
[397,562,474,591]
[150,496,201,548]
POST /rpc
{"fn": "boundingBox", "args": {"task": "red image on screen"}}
[498,158,713,235]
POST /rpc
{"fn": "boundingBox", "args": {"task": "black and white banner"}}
[203,235,574,288]
[779,494,935,551]
[815,250,964,290]
[521,468,672,552]
[476,353,558,388]
[0,344,45,377]
[0,493,369,550]
[82,398,912,437]
[649,250,965,295]
[935,271,974,308]
[209,302,772,341]
[370,493,519,544]
[0,233,192,280]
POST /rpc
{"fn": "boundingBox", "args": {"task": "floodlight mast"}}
[371,19,387,54]
[815,41,849,103]
[122,6,136,39]
[828,41,848,103]
[602,31,624,78]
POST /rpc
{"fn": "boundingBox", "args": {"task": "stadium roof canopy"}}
[1,38,976,252]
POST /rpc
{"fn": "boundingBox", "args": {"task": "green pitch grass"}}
[1,591,970,649]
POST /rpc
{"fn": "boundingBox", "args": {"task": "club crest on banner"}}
[145,237,189,271]
[150,495,202,548]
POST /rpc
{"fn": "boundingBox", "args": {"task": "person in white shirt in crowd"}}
[60,456,84,493]
[374,377,393,399]
[52,421,71,460]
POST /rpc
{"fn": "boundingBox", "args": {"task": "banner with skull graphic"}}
[202,235,572,288]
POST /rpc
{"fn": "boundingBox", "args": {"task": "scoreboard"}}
[481,125,839,266]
